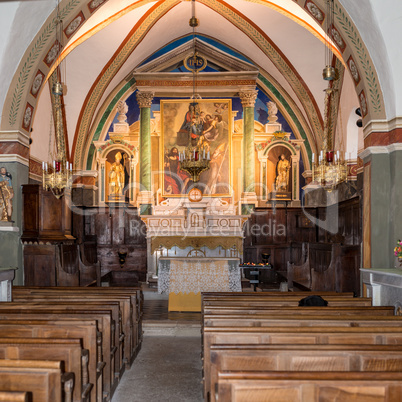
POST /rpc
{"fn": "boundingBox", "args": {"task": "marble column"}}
[239,90,258,213]
[136,91,154,215]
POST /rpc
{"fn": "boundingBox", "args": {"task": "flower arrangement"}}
[394,240,402,258]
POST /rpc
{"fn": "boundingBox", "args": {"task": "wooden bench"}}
[203,305,395,316]
[0,307,115,400]
[0,359,74,402]
[0,337,88,402]
[0,319,101,402]
[12,293,135,368]
[203,325,402,400]
[210,344,402,402]
[216,371,402,402]
[202,296,372,308]
[203,314,402,328]
[0,391,30,401]
[13,287,142,366]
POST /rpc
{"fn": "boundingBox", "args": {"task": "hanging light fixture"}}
[179,0,210,183]
[42,1,72,199]
[312,0,348,191]
[322,0,336,81]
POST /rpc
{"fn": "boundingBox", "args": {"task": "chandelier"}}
[179,0,210,183]
[312,0,348,191]
[42,2,72,199]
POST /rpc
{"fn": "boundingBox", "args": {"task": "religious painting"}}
[161,99,231,197]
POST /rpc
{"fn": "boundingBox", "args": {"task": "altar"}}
[158,257,241,311]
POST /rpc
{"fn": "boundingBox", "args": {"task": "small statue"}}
[267,101,278,123]
[0,167,14,221]
[275,154,290,191]
[109,152,125,196]
[116,100,129,123]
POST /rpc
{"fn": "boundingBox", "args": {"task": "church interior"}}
[0,0,402,401]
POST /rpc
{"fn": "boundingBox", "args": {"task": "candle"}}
[207,151,210,160]
[203,149,206,159]
[312,153,315,163]
[45,162,48,172]
[193,150,195,160]
[66,161,69,170]
[336,150,339,161]
[345,152,348,161]
[42,161,45,171]
[320,150,323,159]
[53,161,56,169]
[70,163,73,171]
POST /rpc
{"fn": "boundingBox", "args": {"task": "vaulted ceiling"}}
[6,0,365,168]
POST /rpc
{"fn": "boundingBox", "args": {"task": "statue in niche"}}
[0,167,14,221]
[109,152,125,196]
[275,154,290,191]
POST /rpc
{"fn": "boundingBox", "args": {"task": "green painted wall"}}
[0,161,28,285]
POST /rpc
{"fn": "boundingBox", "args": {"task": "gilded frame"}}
[160,99,232,198]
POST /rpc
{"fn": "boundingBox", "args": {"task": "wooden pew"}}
[203,305,395,317]
[210,344,402,402]
[13,287,142,365]
[0,359,74,402]
[202,325,402,400]
[0,337,88,402]
[0,308,115,400]
[202,291,355,299]
[0,391,30,401]
[0,319,101,402]
[216,371,402,402]
[7,298,123,381]
[203,314,402,328]
[12,293,135,369]
[202,296,372,308]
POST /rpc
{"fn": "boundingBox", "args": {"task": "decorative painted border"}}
[8,0,81,127]
[30,70,45,99]
[334,2,383,115]
[73,0,179,168]
[64,11,86,39]
[198,0,324,140]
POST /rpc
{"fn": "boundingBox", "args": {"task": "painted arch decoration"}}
[1,0,386,167]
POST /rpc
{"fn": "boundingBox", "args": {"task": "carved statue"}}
[109,152,125,196]
[275,154,290,191]
[0,167,14,221]
[267,101,278,123]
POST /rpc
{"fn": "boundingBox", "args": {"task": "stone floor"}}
[111,289,203,402]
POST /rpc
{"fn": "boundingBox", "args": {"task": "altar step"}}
[143,321,201,337]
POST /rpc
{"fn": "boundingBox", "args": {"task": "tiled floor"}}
[111,289,203,401]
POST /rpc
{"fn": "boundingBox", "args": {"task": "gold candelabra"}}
[312,150,348,192]
[180,145,210,183]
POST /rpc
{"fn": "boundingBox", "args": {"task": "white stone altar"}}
[158,257,241,311]
[141,197,250,278]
